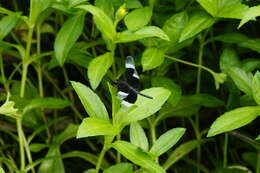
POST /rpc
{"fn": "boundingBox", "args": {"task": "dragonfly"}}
[113,56,153,107]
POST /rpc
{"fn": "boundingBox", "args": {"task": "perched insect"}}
[113,56,153,107]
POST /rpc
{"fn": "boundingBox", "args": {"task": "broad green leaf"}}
[29,0,51,24]
[227,67,253,96]
[54,13,85,66]
[220,48,241,73]
[158,97,201,120]
[124,7,152,31]
[242,58,260,72]
[71,81,109,120]
[213,33,248,43]
[0,167,4,173]
[62,151,109,168]
[196,0,248,19]
[83,169,96,173]
[163,140,200,169]
[239,5,260,28]
[0,13,20,40]
[252,71,260,105]
[77,5,116,40]
[23,97,70,114]
[68,0,87,8]
[120,87,170,124]
[256,134,260,140]
[238,39,260,53]
[188,94,224,107]
[55,124,78,145]
[162,11,188,43]
[150,128,185,157]
[125,0,143,8]
[0,100,18,118]
[112,141,166,173]
[141,47,165,71]
[179,11,215,42]
[104,163,133,173]
[38,145,64,173]
[116,26,170,43]
[95,0,114,19]
[48,43,92,69]
[38,125,76,173]
[152,77,182,106]
[30,143,48,152]
[207,106,260,137]
[77,117,118,138]
[130,122,149,151]
[88,52,113,90]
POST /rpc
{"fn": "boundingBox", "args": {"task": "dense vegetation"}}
[0,0,260,173]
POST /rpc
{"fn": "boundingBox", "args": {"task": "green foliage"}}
[0,0,260,172]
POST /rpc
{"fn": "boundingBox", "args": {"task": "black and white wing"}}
[125,56,140,89]
[114,56,153,107]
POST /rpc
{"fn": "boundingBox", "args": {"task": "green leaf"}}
[0,167,5,173]
[38,145,64,173]
[252,71,260,105]
[242,58,260,72]
[95,0,114,19]
[54,13,85,66]
[213,33,248,43]
[196,0,248,19]
[88,52,113,90]
[238,39,260,53]
[150,128,185,157]
[29,0,51,24]
[220,48,241,73]
[77,117,118,138]
[116,26,170,43]
[112,141,166,173]
[256,134,260,140]
[162,11,188,44]
[207,106,260,137]
[141,47,165,71]
[188,94,224,107]
[227,67,253,96]
[0,13,20,40]
[104,163,133,173]
[38,125,76,173]
[120,87,170,124]
[158,97,201,120]
[55,124,78,145]
[77,5,116,40]
[83,169,96,173]
[239,5,260,28]
[163,140,200,169]
[30,143,48,152]
[62,151,109,168]
[23,97,70,114]
[179,11,215,42]
[71,81,109,120]
[0,100,18,118]
[130,122,149,151]
[124,7,152,31]
[152,77,182,106]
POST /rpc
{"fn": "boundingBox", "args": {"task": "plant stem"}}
[257,150,260,173]
[17,119,25,171]
[96,146,107,173]
[0,52,10,95]
[195,41,204,173]
[19,25,35,173]
[165,55,215,77]
[223,133,228,168]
